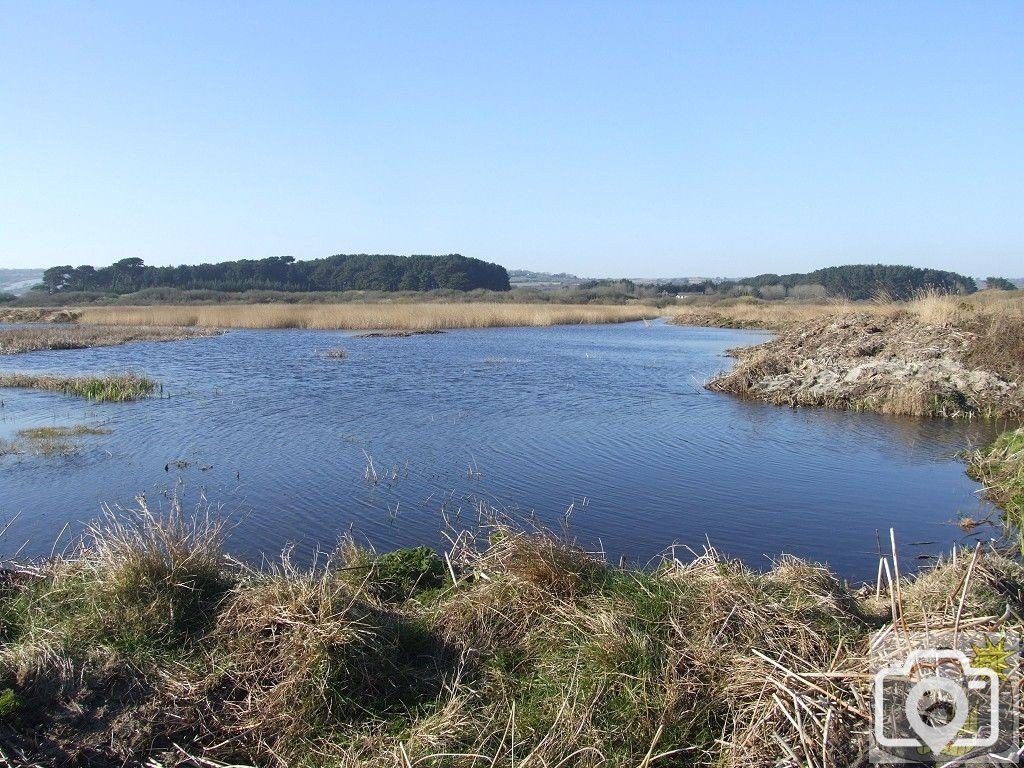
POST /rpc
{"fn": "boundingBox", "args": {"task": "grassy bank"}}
[968,427,1024,551]
[0,324,218,355]
[74,303,661,331]
[0,373,156,402]
[0,504,1019,767]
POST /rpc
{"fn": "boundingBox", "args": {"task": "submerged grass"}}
[75,302,661,330]
[0,372,156,402]
[16,425,111,439]
[0,504,1020,766]
[0,439,23,457]
[0,424,113,459]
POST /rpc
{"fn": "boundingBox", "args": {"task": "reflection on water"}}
[0,320,1002,580]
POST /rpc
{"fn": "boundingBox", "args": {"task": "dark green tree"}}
[985,277,1018,291]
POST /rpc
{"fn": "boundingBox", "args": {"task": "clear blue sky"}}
[1,2,1021,278]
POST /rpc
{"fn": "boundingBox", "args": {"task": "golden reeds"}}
[75,303,661,331]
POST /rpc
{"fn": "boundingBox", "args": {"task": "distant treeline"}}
[576,265,979,301]
[723,265,977,300]
[38,254,511,294]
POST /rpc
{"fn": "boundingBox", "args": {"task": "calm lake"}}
[0,320,1001,580]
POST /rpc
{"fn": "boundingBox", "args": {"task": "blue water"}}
[0,320,1000,579]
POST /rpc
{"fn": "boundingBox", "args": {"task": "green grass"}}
[967,427,1024,553]
[0,372,156,401]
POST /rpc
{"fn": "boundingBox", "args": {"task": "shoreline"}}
[0,504,1019,766]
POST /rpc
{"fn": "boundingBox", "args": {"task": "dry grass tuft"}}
[76,499,231,647]
[211,556,372,757]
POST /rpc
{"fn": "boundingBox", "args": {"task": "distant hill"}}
[0,269,43,296]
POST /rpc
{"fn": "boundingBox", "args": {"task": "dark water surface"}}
[0,321,1001,580]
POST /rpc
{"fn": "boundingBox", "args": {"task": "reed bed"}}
[0,324,218,355]
[76,303,661,331]
[0,502,1020,767]
[0,372,156,402]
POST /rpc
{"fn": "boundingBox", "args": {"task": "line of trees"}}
[985,277,1018,291]
[39,254,511,294]
[722,264,977,300]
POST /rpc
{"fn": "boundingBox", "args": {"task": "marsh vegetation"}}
[0,372,156,402]
[0,323,218,355]
[0,501,1018,767]
[74,303,662,330]
[0,424,111,458]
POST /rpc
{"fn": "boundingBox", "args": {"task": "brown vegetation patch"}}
[708,311,1024,418]
[0,324,219,355]
[0,308,80,323]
